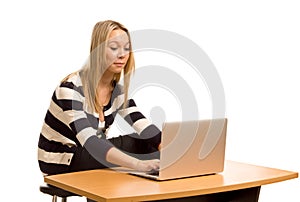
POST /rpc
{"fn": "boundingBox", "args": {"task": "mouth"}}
[113,62,125,67]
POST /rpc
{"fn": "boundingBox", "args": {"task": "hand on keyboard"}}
[135,159,160,172]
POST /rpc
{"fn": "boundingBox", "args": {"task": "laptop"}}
[127,118,228,181]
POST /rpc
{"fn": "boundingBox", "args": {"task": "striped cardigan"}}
[38,73,161,174]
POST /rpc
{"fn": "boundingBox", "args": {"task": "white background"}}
[0,0,299,201]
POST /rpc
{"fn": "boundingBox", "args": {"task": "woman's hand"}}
[106,147,160,172]
[134,159,160,172]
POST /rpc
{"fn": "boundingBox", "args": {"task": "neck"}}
[99,71,115,87]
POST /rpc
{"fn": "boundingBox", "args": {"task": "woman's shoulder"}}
[61,71,82,86]
[55,72,84,97]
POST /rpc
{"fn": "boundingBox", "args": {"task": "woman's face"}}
[105,29,130,74]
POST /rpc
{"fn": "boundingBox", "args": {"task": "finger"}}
[153,162,160,170]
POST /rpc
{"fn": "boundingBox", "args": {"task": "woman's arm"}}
[118,99,162,150]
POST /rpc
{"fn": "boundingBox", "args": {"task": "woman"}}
[38,20,161,179]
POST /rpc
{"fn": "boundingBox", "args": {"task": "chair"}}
[40,184,79,202]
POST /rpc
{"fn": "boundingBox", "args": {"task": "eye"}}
[124,47,130,52]
[110,47,118,51]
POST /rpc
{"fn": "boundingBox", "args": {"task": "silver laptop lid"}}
[158,118,227,180]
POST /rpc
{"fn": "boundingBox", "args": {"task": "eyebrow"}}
[108,41,130,46]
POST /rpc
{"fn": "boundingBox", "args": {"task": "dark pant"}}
[69,134,160,202]
[70,134,160,172]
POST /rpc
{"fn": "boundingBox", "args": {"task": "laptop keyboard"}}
[147,170,159,176]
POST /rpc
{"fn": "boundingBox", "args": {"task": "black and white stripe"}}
[38,73,161,174]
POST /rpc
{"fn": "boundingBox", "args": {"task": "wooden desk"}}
[44,161,298,202]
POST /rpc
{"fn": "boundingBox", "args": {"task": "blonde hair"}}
[78,20,135,113]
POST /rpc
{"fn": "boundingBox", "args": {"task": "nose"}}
[117,54,125,59]
[117,48,127,58]
[117,48,125,58]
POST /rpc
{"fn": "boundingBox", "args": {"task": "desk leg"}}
[221,186,261,202]
[148,186,261,202]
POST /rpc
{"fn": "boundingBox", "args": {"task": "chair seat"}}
[40,184,79,198]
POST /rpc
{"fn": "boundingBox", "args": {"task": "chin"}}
[113,66,124,72]
[107,69,122,75]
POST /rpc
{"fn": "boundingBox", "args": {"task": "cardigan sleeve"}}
[118,98,161,149]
